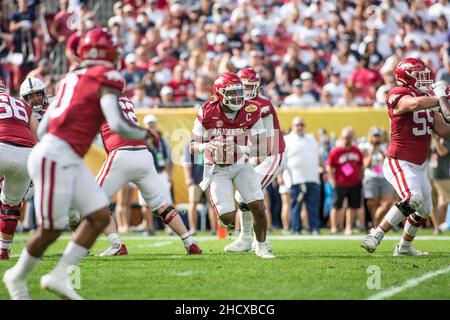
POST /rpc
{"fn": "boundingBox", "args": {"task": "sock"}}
[13,248,40,278]
[399,238,413,249]
[107,233,121,248]
[240,210,253,238]
[181,232,194,247]
[384,206,404,228]
[52,241,88,277]
[0,238,12,250]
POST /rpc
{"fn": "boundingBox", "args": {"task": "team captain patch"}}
[245,105,258,112]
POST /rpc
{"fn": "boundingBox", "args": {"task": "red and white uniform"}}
[27,65,125,230]
[383,86,433,217]
[193,100,265,215]
[96,97,167,210]
[0,93,35,205]
[248,95,286,191]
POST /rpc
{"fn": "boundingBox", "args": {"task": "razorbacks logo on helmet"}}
[213,72,245,112]
[237,67,261,100]
[78,28,118,64]
[395,57,433,94]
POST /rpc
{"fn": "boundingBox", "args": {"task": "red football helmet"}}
[0,78,5,93]
[213,71,245,111]
[395,57,433,94]
[237,67,260,100]
[78,28,118,64]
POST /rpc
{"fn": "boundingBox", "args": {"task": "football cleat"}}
[96,244,128,257]
[224,236,252,253]
[361,228,384,253]
[0,248,10,260]
[254,242,275,259]
[251,238,272,253]
[40,272,84,300]
[2,268,31,300]
[393,244,429,257]
[185,242,202,255]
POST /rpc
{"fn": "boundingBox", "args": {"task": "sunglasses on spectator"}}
[294,123,305,127]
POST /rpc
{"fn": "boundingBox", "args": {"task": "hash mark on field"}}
[171,271,193,277]
[367,264,450,300]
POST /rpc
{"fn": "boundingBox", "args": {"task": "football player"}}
[88,96,202,256]
[361,58,450,256]
[190,71,273,258]
[0,78,39,260]
[224,68,286,253]
[19,77,51,121]
[3,28,155,300]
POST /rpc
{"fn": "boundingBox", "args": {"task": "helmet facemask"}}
[24,90,47,112]
[411,68,433,93]
[219,84,245,111]
[242,79,259,100]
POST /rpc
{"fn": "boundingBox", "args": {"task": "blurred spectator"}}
[49,0,75,44]
[26,57,52,89]
[362,127,393,227]
[284,117,321,235]
[131,83,154,109]
[322,70,344,106]
[123,53,144,90]
[65,19,91,70]
[373,72,396,109]
[348,57,383,105]
[167,64,192,103]
[282,79,304,107]
[430,134,450,234]
[327,127,363,235]
[436,56,450,83]
[160,85,175,107]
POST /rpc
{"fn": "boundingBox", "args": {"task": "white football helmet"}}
[20,77,48,112]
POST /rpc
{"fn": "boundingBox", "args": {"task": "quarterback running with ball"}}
[224,68,286,254]
[190,71,273,258]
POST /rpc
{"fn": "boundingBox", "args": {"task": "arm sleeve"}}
[100,93,148,140]
[192,118,208,139]
[262,114,274,137]
[250,118,266,136]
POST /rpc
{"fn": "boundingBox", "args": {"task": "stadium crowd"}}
[1,0,450,235]
[1,0,450,108]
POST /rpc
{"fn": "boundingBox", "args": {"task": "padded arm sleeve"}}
[100,93,148,140]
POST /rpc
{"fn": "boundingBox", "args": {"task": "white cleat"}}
[224,237,252,253]
[96,244,127,256]
[361,228,384,253]
[251,239,272,252]
[2,268,31,300]
[393,245,429,257]
[40,272,84,300]
[254,243,275,259]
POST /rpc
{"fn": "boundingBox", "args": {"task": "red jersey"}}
[250,94,286,155]
[167,79,192,103]
[48,65,125,157]
[100,96,146,154]
[327,145,363,187]
[194,100,264,164]
[385,86,433,165]
[0,93,35,148]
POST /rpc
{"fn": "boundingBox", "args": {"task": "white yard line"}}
[367,265,450,300]
[50,235,450,241]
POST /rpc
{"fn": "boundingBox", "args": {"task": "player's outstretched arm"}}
[432,81,450,122]
[432,111,450,138]
[394,95,439,115]
[99,86,148,140]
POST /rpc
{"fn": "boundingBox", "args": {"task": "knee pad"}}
[407,212,426,227]
[238,202,250,211]
[395,200,415,217]
[408,193,423,212]
[155,205,179,224]
[1,204,21,221]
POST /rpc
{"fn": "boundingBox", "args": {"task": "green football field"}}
[1,230,449,300]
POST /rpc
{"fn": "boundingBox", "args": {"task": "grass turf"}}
[0,230,449,300]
